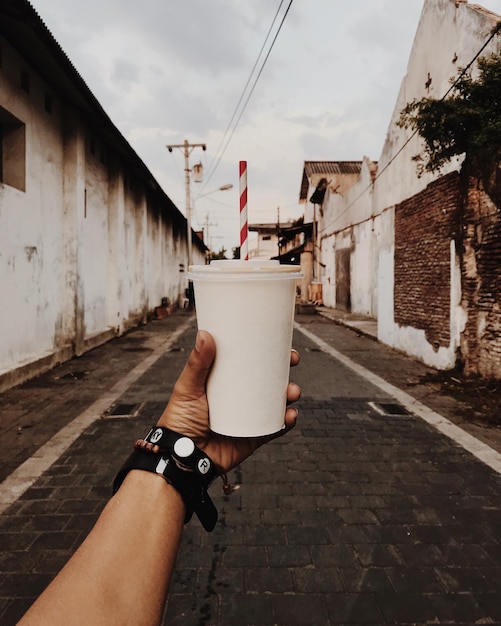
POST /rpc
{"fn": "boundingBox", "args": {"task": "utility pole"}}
[166,139,206,307]
[204,212,218,255]
[166,139,206,272]
[277,206,281,260]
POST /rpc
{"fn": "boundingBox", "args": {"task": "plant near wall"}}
[398,38,501,206]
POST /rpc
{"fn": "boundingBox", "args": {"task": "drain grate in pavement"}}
[102,402,143,419]
[58,370,89,381]
[369,401,411,416]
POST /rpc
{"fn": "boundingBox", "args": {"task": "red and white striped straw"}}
[239,160,249,260]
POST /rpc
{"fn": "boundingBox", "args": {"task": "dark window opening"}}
[0,106,26,191]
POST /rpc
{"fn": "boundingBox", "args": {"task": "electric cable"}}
[202,0,285,188]
[319,20,501,237]
[202,0,294,191]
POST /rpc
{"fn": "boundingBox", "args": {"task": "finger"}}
[290,349,300,367]
[252,404,299,449]
[284,406,298,430]
[286,382,301,403]
[173,330,216,399]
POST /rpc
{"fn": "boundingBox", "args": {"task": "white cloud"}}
[30,0,501,253]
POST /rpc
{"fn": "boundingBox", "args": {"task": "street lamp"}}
[195,184,233,201]
[166,139,206,274]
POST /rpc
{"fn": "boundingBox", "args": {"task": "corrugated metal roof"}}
[299,161,362,200]
[0,0,198,241]
[305,161,363,176]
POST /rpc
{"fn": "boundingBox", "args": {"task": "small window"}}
[0,106,26,191]
[263,235,271,241]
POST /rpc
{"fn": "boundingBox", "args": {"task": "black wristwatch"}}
[113,427,220,531]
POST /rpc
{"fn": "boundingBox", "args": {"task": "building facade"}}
[0,1,205,391]
[303,0,501,377]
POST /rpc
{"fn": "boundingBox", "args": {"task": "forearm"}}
[19,471,185,626]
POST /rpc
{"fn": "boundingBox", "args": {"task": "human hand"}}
[158,330,301,474]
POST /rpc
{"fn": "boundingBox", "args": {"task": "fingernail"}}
[195,331,203,352]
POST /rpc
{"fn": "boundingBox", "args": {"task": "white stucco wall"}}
[318,158,377,314]
[373,0,500,369]
[320,235,336,307]
[313,0,500,370]
[0,34,203,389]
[0,38,68,373]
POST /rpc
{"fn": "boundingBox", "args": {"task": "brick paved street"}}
[0,311,500,624]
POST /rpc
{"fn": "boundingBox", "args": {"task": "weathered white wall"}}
[314,0,500,370]
[373,0,500,368]
[319,158,377,314]
[0,37,68,374]
[0,35,203,390]
[320,235,336,307]
[377,208,395,348]
[250,231,280,260]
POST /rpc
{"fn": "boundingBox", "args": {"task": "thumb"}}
[174,330,215,399]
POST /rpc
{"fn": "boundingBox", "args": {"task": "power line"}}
[320,22,501,237]
[202,0,294,191]
[203,0,285,188]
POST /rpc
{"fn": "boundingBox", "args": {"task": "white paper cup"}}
[188,260,303,437]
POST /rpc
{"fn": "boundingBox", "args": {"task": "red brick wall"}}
[394,173,461,350]
[460,176,501,377]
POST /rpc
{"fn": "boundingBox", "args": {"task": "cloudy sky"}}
[31,0,501,253]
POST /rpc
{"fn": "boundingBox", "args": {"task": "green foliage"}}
[209,246,228,261]
[399,51,501,177]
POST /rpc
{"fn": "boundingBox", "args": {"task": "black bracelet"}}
[113,428,219,532]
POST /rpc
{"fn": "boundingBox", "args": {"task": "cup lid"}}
[188,259,303,279]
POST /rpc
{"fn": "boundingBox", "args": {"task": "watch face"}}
[149,428,163,444]
[173,437,195,459]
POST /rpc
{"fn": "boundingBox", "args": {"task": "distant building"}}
[249,221,298,260]
[299,161,364,304]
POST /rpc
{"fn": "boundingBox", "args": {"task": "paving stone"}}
[245,567,295,593]
[339,568,394,593]
[292,566,344,593]
[272,593,329,624]
[324,592,385,624]
[1,313,501,625]
[267,545,312,568]
[220,594,274,625]
[243,524,286,546]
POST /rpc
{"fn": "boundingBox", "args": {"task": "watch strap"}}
[113,429,219,532]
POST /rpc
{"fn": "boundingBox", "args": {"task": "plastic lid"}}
[188,259,303,279]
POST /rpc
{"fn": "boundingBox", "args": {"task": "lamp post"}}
[166,139,206,272]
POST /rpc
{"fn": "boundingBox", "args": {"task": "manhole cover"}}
[369,401,411,416]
